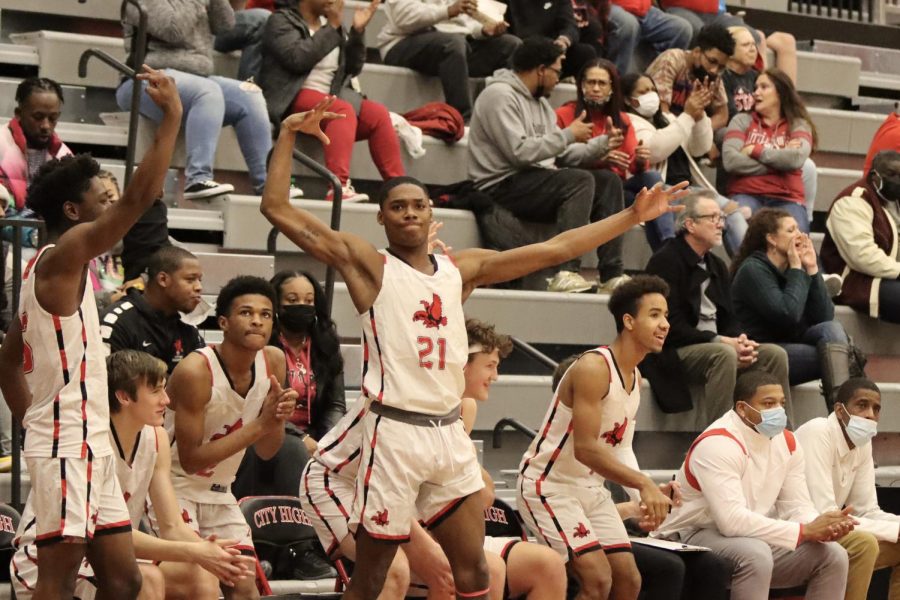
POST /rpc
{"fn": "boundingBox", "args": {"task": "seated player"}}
[12,350,254,599]
[163,276,299,600]
[459,318,569,600]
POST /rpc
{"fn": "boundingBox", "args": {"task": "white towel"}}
[390,112,426,159]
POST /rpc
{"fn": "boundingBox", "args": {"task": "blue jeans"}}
[214,8,270,81]
[624,170,675,251]
[663,7,750,42]
[117,69,272,192]
[779,320,849,385]
[733,193,810,233]
[607,5,692,75]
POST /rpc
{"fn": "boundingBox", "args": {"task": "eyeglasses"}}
[583,78,611,88]
[544,66,562,78]
[701,52,724,69]
[692,212,726,224]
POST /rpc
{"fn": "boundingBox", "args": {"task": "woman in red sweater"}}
[556,58,672,249]
[722,68,817,232]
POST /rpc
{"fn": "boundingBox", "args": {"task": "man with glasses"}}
[468,36,625,293]
[646,24,736,130]
[642,190,791,426]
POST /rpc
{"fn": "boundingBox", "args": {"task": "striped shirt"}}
[20,245,112,459]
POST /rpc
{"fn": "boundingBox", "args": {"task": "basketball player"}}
[261,97,689,599]
[517,275,678,600]
[11,350,254,599]
[0,66,181,600]
[163,276,298,600]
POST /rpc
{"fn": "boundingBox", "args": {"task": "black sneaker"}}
[183,180,234,200]
[283,540,337,580]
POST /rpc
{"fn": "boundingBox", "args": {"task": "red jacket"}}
[0,119,71,210]
[611,0,651,17]
[660,0,718,14]
[556,102,646,179]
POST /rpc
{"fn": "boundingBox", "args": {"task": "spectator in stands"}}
[643,190,790,425]
[821,150,900,324]
[730,209,851,408]
[605,0,692,77]
[572,0,611,63]
[864,104,900,177]
[232,269,346,499]
[0,77,71,214]
[623,72,749,254]
[376,0,521,119]
[557,59,670,250]
[467,37,626,293]
[797,378,900,600]
[101,246,206,375]
[120,0,295,201]
[722,27,815,223]
[259,0,404,203]
[504,0,596,79]
[654,370,855,598]
[214,1,271,81]
[722,68,816,232]
[90,170,127,310]
[645,24,734,131]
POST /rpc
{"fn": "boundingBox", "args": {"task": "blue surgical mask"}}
[743,403,787,439]
[839,406,878,447]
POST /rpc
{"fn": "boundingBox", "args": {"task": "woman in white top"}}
[622,71,749,255]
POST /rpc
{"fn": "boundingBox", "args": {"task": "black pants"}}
[486,167,624,278]
[232,432,310,500]
[632,543,730,600]
[384,30,522,118]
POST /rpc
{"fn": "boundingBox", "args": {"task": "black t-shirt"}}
[666,147,694,186]
[722,68,758,123]
[122,199,170,281]
[101,288,205,374]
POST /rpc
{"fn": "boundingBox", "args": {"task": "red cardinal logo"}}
[90,511,99,525]
[123,492,131,502]
[573,522,590,538]
[181,509,193,525]
[371,509,390,527]
[412,294,448,329]
[601,418,628,447]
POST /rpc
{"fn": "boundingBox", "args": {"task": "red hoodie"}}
[556,102,646,179]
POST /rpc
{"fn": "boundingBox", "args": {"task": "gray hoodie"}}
[467,69,609,190]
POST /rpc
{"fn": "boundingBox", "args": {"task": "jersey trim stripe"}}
[51,315,68,458]
[78,308,89,458]
[358,414,383,532]
[367,308,385,402]
[331,448,360,475]
[323,469,350,519]
[302,462,341,556]
[538,492,574,559]
[537,426,572,483]
[517,478,552,547]
[319,406,367,456]
[83,448,93,539]
[519,396,563,477]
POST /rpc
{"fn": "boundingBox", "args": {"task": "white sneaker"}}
[546,271,594,293]
[289,185,304,199]
[183,180,234,200]
[327,180,369,203]
[597,274,632,294]
[823,273,843,298]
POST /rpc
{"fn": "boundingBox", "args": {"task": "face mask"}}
[279,304,316,334]
[584,95,610,110]
[743,403,787,439]
[874,170,900,203]
[635,92,660,118]
[692,65,715,84]
[839,406,878,447]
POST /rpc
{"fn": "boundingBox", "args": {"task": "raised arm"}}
[260,100,385,314]
[454,182,688,290]
[567,354,670,525]
[37,68,181,315]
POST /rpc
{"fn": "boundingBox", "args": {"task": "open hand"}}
[281,96,345,145]
[606,117,624,149]
[352,0,380,32]
[631,180,690,223]
[428,221,453,255]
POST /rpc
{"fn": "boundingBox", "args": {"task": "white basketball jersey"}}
[19,245,111,459]
[111,425,158,528]
[169,345,271,504]
[359,252,467,415]
[519,347,641,488]
[313,396,368,479]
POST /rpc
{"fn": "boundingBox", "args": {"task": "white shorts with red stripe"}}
[299,459,355,557]
[148,498,254,553]
[516,478,630,562]
[350,410,483,542]
[25,454,130,547]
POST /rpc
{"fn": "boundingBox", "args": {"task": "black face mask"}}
[279,304,317,334]
[875,171,900,203]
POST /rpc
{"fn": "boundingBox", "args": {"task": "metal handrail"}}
[492,418,537,449]
[267,149,342,316]
[78,0,148,188]
[511,336,558,371]
[0,218,46,511]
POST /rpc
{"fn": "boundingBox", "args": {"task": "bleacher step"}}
[0,41,37,66]
[10,30,124,89]
[0,0,121,21]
